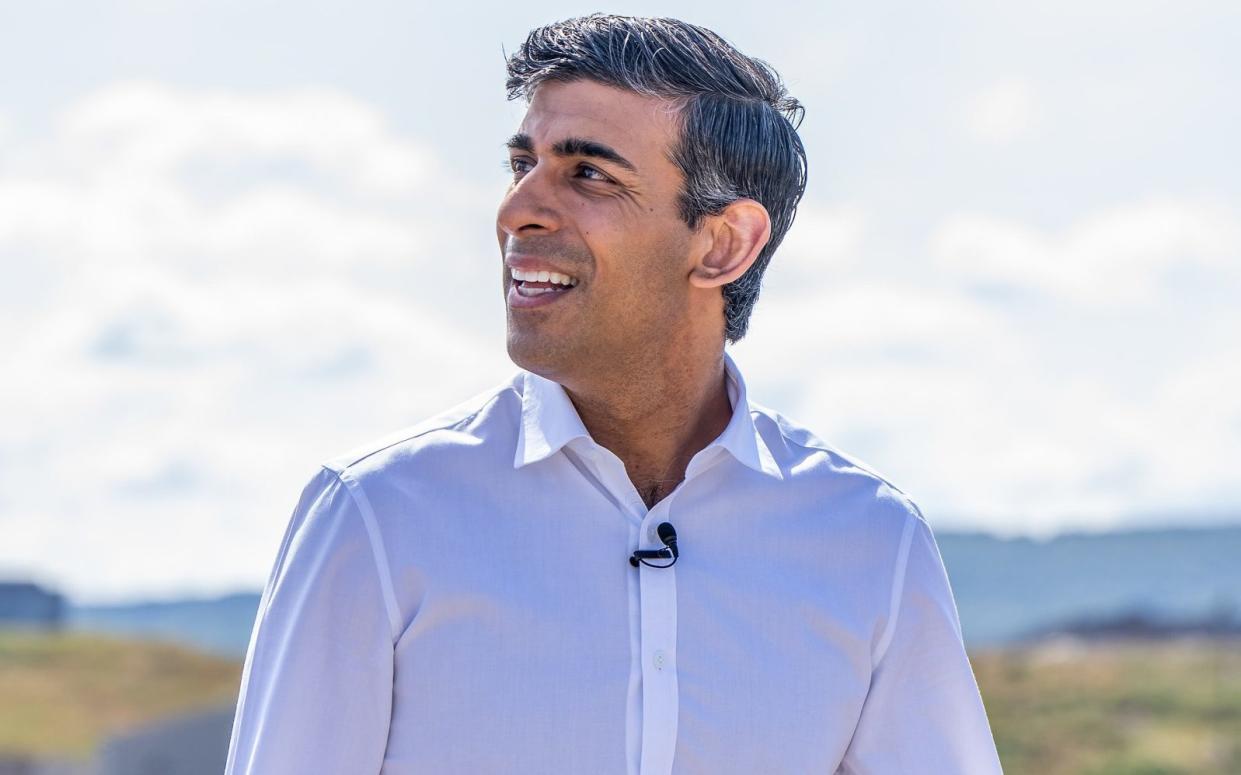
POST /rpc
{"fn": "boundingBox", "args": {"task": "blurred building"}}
[0,581,64,630]
[96,705,233,775]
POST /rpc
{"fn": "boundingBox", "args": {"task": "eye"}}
[505,157,532,175]
[577,164,611,183]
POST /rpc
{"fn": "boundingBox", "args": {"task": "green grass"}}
[973,638,1241,774]
[0,629,242,759]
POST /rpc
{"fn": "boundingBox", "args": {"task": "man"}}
[226,14,1003,775]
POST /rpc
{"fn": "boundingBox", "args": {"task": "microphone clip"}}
[629,522,679,568]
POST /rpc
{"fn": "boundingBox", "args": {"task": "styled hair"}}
[504,14,808,343]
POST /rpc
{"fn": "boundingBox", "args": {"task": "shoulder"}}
[320,372,525,484]
[750,399,927,537]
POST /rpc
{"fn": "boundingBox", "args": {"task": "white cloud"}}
[49,82,436,196]
[737,195,1241,538]
[776,202,868,280]
[961,81,1039,144]
[739,323,1241,538]
[0,82,512,602]
[931,199,1240,305]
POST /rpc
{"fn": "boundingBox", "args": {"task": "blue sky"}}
[1,1,1238,601]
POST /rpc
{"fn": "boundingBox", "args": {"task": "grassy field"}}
[2,629,1239,771]
[973,638,1241,774]
[0,629,242,760]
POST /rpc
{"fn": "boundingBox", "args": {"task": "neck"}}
[563,343,734,509]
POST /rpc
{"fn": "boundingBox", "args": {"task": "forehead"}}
[518,79,682,171]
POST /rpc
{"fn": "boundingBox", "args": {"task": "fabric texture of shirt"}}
[225,353,1004,774]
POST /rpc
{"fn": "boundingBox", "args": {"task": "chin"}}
[506,330,567,381]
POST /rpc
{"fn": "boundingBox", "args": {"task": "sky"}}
[1,1,1238,602]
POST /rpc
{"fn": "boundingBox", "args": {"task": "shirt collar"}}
[514,352,783,480]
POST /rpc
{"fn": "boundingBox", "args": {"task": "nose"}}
[496,162,563,243]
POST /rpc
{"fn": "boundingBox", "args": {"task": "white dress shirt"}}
[225,353,1003,774]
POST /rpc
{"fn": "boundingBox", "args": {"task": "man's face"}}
[496,79,700,384]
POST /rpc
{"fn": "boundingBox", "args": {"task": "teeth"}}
[511,268,578,286]
[516,284,559,297]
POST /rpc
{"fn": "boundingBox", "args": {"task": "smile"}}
[507,267,579,308]
[511,268,579,289]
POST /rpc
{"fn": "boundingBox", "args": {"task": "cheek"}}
[578,210,691,304]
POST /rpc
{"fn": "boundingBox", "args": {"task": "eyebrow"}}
[505,132,638,174]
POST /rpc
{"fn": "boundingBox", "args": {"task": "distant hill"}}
[64,523,1241,655]
[937,523,1241,645]
[69,592,261,658]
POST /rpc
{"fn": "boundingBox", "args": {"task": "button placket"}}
[570,442,684,775]
[637,502,679,775]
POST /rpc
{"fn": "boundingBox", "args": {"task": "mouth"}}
[508,267,579,308]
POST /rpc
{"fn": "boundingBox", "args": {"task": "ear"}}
[688,198,772,289]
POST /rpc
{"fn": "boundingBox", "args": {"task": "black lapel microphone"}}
[629,522,679,568]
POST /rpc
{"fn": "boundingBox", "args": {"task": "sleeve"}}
[836,511,1004,774]
[224,465,399,775]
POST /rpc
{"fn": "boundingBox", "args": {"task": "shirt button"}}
[653,649,667,671]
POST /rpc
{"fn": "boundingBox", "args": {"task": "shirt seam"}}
[335,387,514,472]
[328,465,403,643]
[750,405,929,670]
[750,405,915,498]
[871,510,918,668]
[780,434,908,497]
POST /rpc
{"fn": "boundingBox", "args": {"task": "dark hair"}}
[504,14,808,343]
